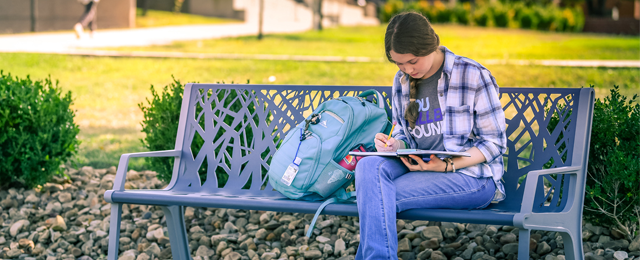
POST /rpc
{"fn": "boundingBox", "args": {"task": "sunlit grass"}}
[110,24,640,61]
[135,8,241,28]
[2,22,638,169]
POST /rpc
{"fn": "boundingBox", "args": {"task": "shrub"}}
[473,6,493,26]
[583,86,640,239]
[450,3,471,25]
[491,3,511,27]
[517,8,539,29]
[0,71,80,189]
[378,1,584,32]
[380,0,405,23]
[139,78,253,185]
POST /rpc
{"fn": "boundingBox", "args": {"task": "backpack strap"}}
[306,190,357,238]
[358,89,385,109]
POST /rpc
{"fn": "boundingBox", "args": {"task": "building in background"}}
[137,0,379,29]
[0,0,135,34]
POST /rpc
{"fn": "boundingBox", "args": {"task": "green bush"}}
[380,0,405,23]
[491,3,511,27]
[0,71,80,189]
[516,8,538,29]
[450,3,471,25]
[379,1,585,32]
[584,86,639,239]
[139,78,253,185]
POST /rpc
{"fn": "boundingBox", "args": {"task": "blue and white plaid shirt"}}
[391,46,507,202]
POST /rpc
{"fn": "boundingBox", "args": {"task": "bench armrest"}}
[519,166,582,213]
[112,150,182,191]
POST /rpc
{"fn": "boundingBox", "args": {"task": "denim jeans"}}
[354,156,496,260]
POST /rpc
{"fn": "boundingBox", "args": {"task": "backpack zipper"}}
[322,110,344,124]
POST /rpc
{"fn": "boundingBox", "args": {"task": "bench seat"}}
[106,189,516,225]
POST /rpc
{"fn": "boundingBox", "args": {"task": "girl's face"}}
[389,50,436,79]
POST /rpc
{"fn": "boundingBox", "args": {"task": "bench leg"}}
[560,226,584,260]
[518,228,531,260]
[108,203,123,260]
[162,205,191,260]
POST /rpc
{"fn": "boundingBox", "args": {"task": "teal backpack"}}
[268,90,391,236]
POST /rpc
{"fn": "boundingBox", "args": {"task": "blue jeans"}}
[354,156,496,260]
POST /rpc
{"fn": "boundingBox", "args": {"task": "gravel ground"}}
[1,166,639,260]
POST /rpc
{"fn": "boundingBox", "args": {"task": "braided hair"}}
[384,11,440,128]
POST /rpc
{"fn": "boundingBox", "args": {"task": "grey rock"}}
[500,233,517,244]
[10,220,29,237]
[51,215,67,231]
[443,228,457,240]
[612,251,627,260]
[537,241,551,255]
[420,238,440,250]
[484,226,498,237]
[136,253,150,260]
[471,252,485,260]
[224,251,242,260]
[585,252,605,260]
[583,229,595,241]
[315,235,331,243]
[602,240,628,250]
[25,194,40,204]
[144,243,161,256]
[261,252,277,260]
[58,192,72,203]
[302,249,322,259]
[421,226,443,242]
[461,248,474,259]
[466,224,487,233]
[501,243,519,255]
[629,238,640,251]
[597,235,611,244]
[255,229,268,240]
[196,245,215,258]
[398,237,411,252]
[316,220,333,229]
[585,223,606,235]
[430,250,447,260]
[6,248,22,258]
[412,221,429,227]
[334,238,346,256]
[417,249,432,260]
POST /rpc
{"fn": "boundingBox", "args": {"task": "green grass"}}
[1,52,637,170]
[111,25,640,61]
[135,8,240,28]
[2,24,638,170]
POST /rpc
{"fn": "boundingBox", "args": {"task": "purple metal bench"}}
[105,84,594,260]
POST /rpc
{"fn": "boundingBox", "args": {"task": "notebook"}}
[348,149,471,158]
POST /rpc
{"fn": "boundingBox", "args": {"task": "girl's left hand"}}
[400,154,447,172]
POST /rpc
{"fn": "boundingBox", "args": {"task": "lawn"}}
[135,8,241,28]
[110,25,640,61]
[1,25,637,170]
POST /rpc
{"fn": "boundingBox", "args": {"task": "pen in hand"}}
[385,121,397,147]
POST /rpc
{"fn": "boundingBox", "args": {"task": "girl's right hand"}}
[375,133,400,152]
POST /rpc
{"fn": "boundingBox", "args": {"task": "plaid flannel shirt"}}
[391,46,507,202]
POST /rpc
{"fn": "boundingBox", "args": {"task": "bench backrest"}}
[166,84,594,213]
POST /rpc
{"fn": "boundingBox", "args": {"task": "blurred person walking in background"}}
[74,0,99,39]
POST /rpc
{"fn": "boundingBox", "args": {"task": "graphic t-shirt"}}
[409,58,445,151]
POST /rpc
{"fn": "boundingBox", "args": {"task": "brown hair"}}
[384,11,440,128]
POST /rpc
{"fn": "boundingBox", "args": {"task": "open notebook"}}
[349,149,471,158]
